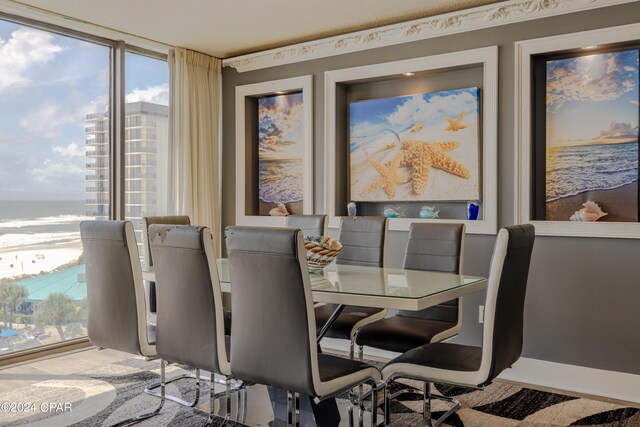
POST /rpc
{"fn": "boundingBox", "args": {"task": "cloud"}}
[31,158,84,183]
[386,90,478,127]
[53,142,84,158]
[126,83,169,105]
[596,121,639,140]
[598,122,638,139]
[546,53,637,110]
[19,101,78,138]
[0,28,63,91]
[19,93,108,139]
[258,94,304,155]
[631,100,639,106]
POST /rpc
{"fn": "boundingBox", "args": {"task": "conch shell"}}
[269,203,289,216]
[569,201,607,222]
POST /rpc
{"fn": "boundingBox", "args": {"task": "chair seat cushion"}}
[316,354,381,398]
[315,304,385,339]
[382,342,483,386]
[355,316,457,353]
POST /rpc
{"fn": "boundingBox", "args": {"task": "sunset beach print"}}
[545,49,639,222]
[258,93,304,215]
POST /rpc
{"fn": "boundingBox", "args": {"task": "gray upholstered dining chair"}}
[149,224,246,424]
[314,216,388,357]
[80,220,165,426]
[225,226,383,426]
[285,214,327,237]
[142,215,231,335]
[141,216,190,320]
[382,224,535,426]
[354,223,466,359]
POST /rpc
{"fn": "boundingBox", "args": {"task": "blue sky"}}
[258,93,304,160]
[0,19,168,201]
[349,87,479,140]
[546,49,639,147]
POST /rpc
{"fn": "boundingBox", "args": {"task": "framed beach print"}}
[235,76,313,226]
[516,22,640,238]
[258,92,305,216]
[349,87,481,202]
[535,48,639,223]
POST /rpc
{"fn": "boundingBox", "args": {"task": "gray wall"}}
[221,2,640,375]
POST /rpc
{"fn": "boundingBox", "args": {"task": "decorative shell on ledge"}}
[569,201,607,222]
[269,203,289,216]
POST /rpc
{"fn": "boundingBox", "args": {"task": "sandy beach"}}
[546,181,638,222]
[259,200,304,216]
[0,239,83,280]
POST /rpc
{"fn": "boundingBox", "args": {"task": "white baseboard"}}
[499,357,640,405]
[320,338,640,405]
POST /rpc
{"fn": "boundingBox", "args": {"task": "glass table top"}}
[215,258,485,300]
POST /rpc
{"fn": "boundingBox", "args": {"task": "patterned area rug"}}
[0,356,638,426]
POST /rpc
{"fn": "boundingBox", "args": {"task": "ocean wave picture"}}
[544,49,639,222]
[258,92,305,215]
[349,87,481,202]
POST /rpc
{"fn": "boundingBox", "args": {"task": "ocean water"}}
[546,142,639,202]
[258,159,303,204]
[0,200,90,249]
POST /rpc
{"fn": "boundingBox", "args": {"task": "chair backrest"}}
[478,224,535,386]
[336,216,388,267]
[225,226,321,396]
[285,215,327,237]
[398,223,465,324]
[80,220,153,356]
[149,224,229,375]
[142,216,191,267]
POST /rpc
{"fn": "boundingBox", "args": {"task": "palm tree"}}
[7,284,28,330]
[35,293,78,341]
[0,281,10,328]
[0,281,27,329]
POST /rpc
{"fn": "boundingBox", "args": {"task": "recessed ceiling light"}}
[582,45,598,50]
[402,72,416,77]
[275,91,287,94]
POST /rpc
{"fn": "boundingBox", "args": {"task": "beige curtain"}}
[169,48,222,255]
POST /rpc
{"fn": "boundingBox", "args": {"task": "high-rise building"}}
[85,101,169,247]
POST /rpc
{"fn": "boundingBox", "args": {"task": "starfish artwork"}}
[365,155,410,198]
[349,86,480,201]
[444,112,467,131]
[400,140,471,195]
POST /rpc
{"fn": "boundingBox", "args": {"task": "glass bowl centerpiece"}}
[303,235,342,270]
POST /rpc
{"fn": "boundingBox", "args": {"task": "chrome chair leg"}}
[225,377,232,422]
[423,381,434,427]
[370,381,378,427]
[111,359,166,427]
[144,362,201,407]
[240,387,248,423]
[348,400,355,427]
[383,380,391,427]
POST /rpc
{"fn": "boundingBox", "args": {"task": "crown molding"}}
[223,0,635,73]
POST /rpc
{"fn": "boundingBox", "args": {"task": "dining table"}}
[143,259,487,426]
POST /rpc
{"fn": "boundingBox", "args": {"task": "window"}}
[0,18,110,354]
[123,52,169,257]
[0,16,170,358]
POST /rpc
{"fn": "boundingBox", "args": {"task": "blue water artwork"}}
[258,92,305,215]
[544,49,639,222]
[349,87,481,202]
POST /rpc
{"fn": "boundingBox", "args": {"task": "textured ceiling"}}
[12,0,504,58]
